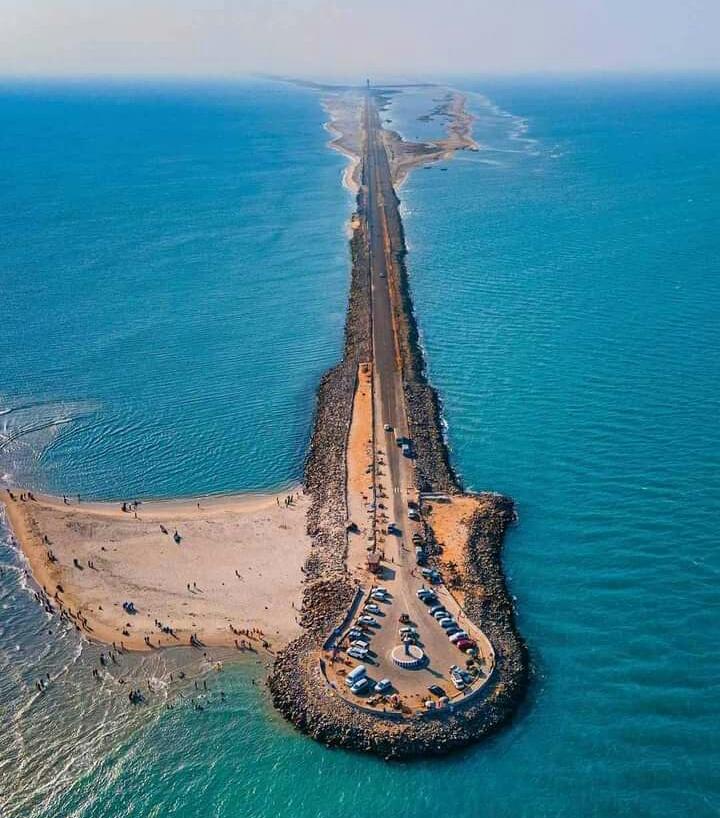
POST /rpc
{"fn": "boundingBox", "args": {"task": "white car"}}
[383,424,393,432]
[450,676,466,691]
[348,646,368,660]
[364,603,381,614]
[449,631,469,643]
[351,638,370,648]
[371,590,388,602]
[374,678,392,693]
[357,615,379,627]
[350,677,369,694]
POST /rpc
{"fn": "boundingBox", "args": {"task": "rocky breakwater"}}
[268,204,371,718]
[269,101,528,756]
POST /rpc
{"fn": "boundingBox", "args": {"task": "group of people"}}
[7,490,36,502]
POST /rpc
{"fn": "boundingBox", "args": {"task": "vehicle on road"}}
[357,616,379,627]
[387,523,401,536]
[383,424,393,432]
[449,631,469,643]
[399,612,411,624]
[374,678,392,694]
[350,677,369,694]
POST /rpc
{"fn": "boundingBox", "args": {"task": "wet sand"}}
[2,489,310,652]
[323,88,479,192]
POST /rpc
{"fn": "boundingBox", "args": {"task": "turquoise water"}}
[1,77,719,816]
[0,80,350,498]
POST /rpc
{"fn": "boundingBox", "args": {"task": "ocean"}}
[1,76,718,817]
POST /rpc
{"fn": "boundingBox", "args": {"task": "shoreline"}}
[268,89,528,758]
[2,81,527,758]
[2,486,310,654]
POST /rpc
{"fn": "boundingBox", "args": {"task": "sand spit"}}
[323,88,478,193]
[323,92,365,193]
[2,489,310,652]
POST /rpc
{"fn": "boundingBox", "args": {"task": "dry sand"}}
[2,488,311,653]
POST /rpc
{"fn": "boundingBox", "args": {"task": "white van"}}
[345,665,367,686]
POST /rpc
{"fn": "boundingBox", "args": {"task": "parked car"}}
[449,631,469,643]
[445,626,462,637]
[428,684,447,698]
[456,639,477,652]
[433,610,449,620]
[357,616,379,627]
[440,619,457,630]
[387,523,401,536]
[348,646,368,660]
[374,678,392,693]
[383,424,393,432]
[407,509,420,521]
[345,665,367,686]
[364,603,381,614]
[351,637,370,648]
[399,626,417,637]
[450,676,466,691]
[371,590,388,602]
[350,677,369,694]
[430,605,446,615]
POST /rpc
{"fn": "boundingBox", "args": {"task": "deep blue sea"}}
[1,77,719,817]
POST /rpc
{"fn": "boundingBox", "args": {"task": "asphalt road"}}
[346,94,492,704]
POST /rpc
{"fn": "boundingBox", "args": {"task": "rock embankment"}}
[269,490,526,759]
[268,115,528,757]
[379,170,460,494]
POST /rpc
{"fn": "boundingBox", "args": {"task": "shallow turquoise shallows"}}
[1,77,719,818]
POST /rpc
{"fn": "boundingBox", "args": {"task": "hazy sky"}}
[1,0,718,79]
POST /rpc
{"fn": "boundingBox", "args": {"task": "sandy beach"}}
[2,488,311,652]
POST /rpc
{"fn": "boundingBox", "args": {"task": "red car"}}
[455,638,477,652]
